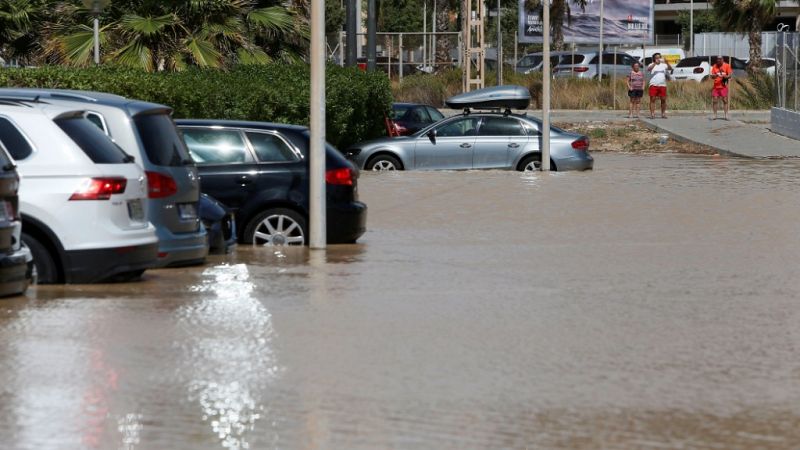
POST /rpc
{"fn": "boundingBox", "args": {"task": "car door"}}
[414,116,478,170]
[180,126,257,210]
[472,116,527,169]
[243,130,302,203]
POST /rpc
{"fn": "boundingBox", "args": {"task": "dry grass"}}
[557,122,717,155]
[393,69,772,111]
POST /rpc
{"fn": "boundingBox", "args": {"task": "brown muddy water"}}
[2,154,800,449]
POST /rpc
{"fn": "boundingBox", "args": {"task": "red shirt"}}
[711,63,731,89]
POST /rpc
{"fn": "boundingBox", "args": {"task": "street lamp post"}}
[542,0,551,171]
[83,0,107,65]
[310,0,327,248]
[690,0,694,56]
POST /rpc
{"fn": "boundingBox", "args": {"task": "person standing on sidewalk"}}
[627,62,645,118]
[710,56,732,120]
[647,53,672,119]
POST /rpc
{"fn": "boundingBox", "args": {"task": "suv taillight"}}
[573,67,589,73]
[69,177,127,201]
[572,138,589,151]
[325,168,354,186]
[146,171,178,199]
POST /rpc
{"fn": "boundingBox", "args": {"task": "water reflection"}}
[179,264,280,449]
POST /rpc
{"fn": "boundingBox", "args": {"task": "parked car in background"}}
[388,103,445,136]
[199,193,236,254]
[0,89,208,267]
[346,112,593,172]
[748,57,778,76]
[0,116,30,295]
[671,56,748,82]
[627,48,685,67]
[0,98,158,283]
[515,51,572,74]
[553,51,638,79]
[176,120,367,246]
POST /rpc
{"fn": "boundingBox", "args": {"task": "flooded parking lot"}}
[2,153,800,449]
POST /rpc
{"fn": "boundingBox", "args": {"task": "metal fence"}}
[775,33,800,111]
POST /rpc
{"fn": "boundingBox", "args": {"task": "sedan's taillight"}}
[146,171,178,199]
[572,138,589,151]
[693,67,704,74]
[70,177,127,201]
[325,168,354,186]
[573,67,590,73]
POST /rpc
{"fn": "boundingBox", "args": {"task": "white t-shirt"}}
[649,63,669,86]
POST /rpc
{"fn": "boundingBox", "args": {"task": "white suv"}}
[0,99,158,283]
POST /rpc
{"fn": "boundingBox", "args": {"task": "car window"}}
[731,58,747,70]
[84,112,108,135]
[435,117,479,137]
[245,131,299,163]
[0,117,34,160]
[560,55,585,65]
[602,54,623,65]
[676,57,710,68]
[133,113,192,166]
[390,104,411,119]
[181,128,250,164]
[426,107,444,121]
[479,117,525,137]
[518,55,543,68]
[522,121,541,136]
[621,55,636,66]
[54,116,130,164]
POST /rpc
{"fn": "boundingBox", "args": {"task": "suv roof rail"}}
[48,91,101,102]
[0,96,47,107]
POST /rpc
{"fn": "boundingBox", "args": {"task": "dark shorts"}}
[628,89,644,98]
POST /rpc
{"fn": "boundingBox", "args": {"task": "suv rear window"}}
[54,116,130,164]
[0,117,33,160]
[134,113,192,166]
[560,55,586,65]
[676,57,710,67]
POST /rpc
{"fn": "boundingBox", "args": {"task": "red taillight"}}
[146,171,178,199]
[572,138,589,151]
[693,67,704,74]
[573,67,589,73]
[325,168,354,186]
[69,177,127,201]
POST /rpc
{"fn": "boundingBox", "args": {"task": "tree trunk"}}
[551,0,566,51]
[435,7,451,72]
[747,17,762,75]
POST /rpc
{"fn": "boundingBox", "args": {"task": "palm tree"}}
[711,0,778,73]
[0,0,43,63]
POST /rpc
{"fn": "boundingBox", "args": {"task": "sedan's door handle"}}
[508,143,520,149]
[238,176,253,185]
[460,143,472,148]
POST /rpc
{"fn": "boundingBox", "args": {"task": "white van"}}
[626,48,686,67]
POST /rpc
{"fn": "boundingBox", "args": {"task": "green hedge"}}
[0,64,392,150]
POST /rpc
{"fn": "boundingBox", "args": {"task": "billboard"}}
[518,0,653,45]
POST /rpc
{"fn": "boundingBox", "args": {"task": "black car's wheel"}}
[22,233,57,284]
[367,154,402,171]
[244,208,307,246]
[517,155,557,172]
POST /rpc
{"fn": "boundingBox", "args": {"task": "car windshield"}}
[133,113,192,166]
[518,55,543,68]
[55,116,131,164]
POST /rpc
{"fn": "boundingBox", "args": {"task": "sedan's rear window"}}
[54,117,130,164]
[134,113,192,166]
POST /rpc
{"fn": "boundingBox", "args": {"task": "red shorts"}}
[649,86,667,98]
[712,86,729,97]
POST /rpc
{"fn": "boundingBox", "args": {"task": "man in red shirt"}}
[710,56,732,120]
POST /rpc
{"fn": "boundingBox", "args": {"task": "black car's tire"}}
[366,154,402,171]
[22,233,58,284]
[517,155,557,172]
[243,208,308,246]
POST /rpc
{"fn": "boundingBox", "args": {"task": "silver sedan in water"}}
[345,112,593,171]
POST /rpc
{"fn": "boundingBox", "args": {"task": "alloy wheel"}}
[372,160,396,171]
[252,214,305,246]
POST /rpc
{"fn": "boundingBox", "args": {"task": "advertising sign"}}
[518,0,653,45]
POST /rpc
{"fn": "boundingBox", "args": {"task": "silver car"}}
[553,51,638,79]
[346,113,593,172]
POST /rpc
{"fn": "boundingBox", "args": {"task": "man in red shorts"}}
[647,53,672,119]
[710,56,732,120]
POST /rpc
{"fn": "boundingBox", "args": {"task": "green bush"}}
[0,64,392,150]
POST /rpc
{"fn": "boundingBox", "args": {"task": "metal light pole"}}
[598,0,604,81]
[83,0,107,64]
[542,0,551,171]
[432,0,437,71]
[496,0,502,85]
[423,1,427,70]
[689,0,694,56]
[310,0,327,248]
[367,0,377,71]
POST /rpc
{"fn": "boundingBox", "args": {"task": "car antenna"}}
[462,107,471,116]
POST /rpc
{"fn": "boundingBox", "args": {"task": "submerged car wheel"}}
[518,155,557,172]
[244,208,307,246]
[367,154,402,171]
[22,233,57,284]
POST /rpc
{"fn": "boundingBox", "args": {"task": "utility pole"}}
[367,0,377,71]
[345,0,357,66]
[432,0,437,72]
[598,0,604,81]
[542,0,551,171]
[496,0,502,85]
[423,1,427,71]
[310,0,327,248]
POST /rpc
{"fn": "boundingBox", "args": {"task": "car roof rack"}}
[445,85,530,116]
[0,96,46,107]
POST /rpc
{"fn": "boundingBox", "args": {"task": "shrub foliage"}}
[0,64,392,149]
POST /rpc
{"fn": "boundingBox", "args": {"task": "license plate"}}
[178,203,197,220]
[127,199,145,221]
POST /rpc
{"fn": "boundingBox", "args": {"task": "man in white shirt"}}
[647,53,672,119]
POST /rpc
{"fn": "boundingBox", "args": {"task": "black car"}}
[199,193,236,254]
[389,103,445,136]
[176,120,367,246]
[0,130,30,295]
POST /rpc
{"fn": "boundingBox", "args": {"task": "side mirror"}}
[427,129,436,144]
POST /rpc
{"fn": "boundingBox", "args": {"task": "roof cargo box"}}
[445,85,531,111]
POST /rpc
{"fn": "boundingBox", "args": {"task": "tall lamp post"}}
[689,0,694,56]
[542,0,551,171]
[310,0,327,248]
[83,0,108,65]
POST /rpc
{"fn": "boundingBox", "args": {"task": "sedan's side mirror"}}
[427,129,436,144]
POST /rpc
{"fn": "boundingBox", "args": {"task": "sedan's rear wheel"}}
[244,208,307,246]
[367,154,402,171]
[518,155,557,172]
